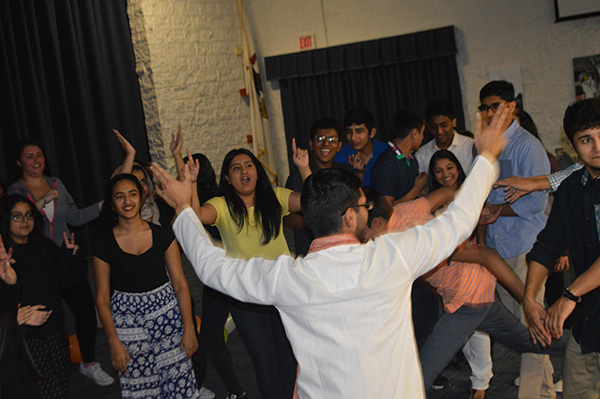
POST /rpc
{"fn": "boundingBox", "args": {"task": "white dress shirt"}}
[173,156,498,399]
[415,132,475,174]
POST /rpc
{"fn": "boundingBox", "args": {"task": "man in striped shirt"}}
[364,187,567,396]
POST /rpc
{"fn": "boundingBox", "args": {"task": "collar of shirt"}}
[307,234,361,254]
[502,119,520,141]
[434,130,460,151]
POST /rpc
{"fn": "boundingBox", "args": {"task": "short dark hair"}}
[343,107,375,131]
[563,98,600,144]
[309,118,343,140]
[425,100,455,122]
[388,109,424,140]
[479,80,515,102]
[301,168,362,238]
[363,186,392,227]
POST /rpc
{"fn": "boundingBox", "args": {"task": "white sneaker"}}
[79,362,114,386]
[514,376,520,387]
[199,386,216,399]
[554,379,563,393]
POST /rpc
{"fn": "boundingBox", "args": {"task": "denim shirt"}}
[486,120,550,258]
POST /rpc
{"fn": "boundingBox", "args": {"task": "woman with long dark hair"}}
[6,139,113,386]
[188,148,301,399]
[0,194,81,398]
[93,174,199,398]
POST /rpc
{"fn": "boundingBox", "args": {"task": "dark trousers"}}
[231,299,297,399]
[61,282,97,363]
[192,287,244,395]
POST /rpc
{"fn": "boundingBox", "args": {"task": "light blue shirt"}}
[486,120,550,258]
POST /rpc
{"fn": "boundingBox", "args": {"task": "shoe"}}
[225,393,247,399]
[554,379,563,393]
[514,376,520,387]
[469,388,488,399]
[432,375,449,390]
[79,362,114,386]
[199,386,215,399]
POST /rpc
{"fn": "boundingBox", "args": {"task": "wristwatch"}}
[563,287,581,304]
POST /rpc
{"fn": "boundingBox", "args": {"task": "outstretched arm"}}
[170,124,185,179]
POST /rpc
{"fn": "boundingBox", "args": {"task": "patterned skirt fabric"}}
[111,282,199,399]
[25,331,70,399]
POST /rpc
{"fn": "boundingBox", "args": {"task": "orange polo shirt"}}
[388,198,496,313]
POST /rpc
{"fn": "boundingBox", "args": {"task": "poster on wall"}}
[573,54,600,101]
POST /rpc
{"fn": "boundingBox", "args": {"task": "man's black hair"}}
[388,109,424,140]
[425,100,455,122]
[309,118,343,140]
[479,80,515,102]
[363,186,392,227]
[301,168,362,238]
[563,98,600,144]
[343,107,375,131]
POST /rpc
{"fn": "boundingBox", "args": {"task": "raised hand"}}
[474,103,510,160]
[348,154,366,174]
[184,149,200,183]
[113,129,136,158]
[0,236,16,285]
[150,163,193,214]
[292,138,309,168]
[170,124,184,156]
[63,232,79,255]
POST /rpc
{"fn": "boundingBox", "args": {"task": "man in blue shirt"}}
[334,107,388,187]
[479,81,552,399]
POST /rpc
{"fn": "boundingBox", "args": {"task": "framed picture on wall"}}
[555,0,600,22]
[573,54,600,100]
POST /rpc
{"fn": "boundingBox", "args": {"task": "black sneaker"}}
[432,375,449,390]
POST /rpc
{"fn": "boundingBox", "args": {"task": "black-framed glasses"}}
[10,212,34,222]
[478,102,504,112]
[314,135,340,144]
[342,201,374,215]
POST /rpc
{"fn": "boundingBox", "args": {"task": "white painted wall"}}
[138,0,252,175]
[245,0,600,176]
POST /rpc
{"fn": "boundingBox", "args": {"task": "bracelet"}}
[42,198,48,207]
[563,287,581,304]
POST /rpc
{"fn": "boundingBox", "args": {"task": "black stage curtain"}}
[0,0,148,206]
[265,26,464,171]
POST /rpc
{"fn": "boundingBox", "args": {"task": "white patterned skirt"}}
[111,282,199,399]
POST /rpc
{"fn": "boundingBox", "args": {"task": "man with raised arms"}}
[150,106,510,398]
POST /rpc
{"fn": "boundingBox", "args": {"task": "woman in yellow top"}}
[190,148,302,399]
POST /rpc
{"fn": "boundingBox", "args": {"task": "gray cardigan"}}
[8,176,101,246]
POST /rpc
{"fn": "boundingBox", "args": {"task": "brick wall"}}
[128,0,253,176]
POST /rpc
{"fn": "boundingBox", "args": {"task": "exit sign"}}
[299,35,315,51]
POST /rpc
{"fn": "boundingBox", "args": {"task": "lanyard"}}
[388,141,411,168]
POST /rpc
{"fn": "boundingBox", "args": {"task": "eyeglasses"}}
[11,212,34,222]
[478,102,504,112]
[313,135,340,144]
[342,201,374,215]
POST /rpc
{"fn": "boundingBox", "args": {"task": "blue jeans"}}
[420,300,569,393]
